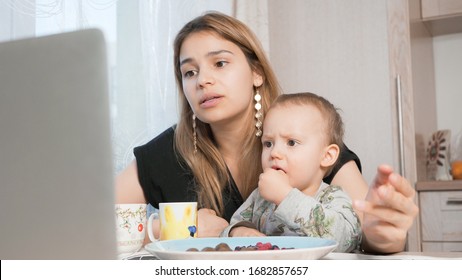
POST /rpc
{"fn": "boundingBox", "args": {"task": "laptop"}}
[0,29,117,259]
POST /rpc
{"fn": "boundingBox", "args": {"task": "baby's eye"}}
[287,140,297,147]
[215,60,228,68]
[263,141,272,148]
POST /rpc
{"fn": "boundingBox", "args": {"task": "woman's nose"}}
[197,68,214,88]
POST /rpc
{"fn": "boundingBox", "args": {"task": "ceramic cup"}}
[147,202,198,241]
[115,203,147,259]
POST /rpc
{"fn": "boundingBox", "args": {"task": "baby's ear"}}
[321,144,340,168]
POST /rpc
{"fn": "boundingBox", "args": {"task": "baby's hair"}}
[270,92,344,150]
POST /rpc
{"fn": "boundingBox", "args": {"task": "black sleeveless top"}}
[134,126,361,222]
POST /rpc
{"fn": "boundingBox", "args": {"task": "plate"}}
[144,236,337,260]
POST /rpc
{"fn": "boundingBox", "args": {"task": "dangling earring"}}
[192,114,197,154]
[254,89,263,137]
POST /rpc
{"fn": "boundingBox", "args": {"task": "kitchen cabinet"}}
[422,0,462,18]
[421,0,462,35]
[267,0,437,251]
[417,181,462,252]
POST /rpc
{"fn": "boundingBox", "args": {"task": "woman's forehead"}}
[180,31,238,54]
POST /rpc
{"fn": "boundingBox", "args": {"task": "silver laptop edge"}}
[0,29,117,259]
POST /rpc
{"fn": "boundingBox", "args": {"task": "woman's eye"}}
[183,70,197,78]
[287,140,297,147]
[215,60,228,68]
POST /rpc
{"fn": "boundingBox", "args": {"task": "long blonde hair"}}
[173,11,281,216]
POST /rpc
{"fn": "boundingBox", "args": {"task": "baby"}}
[221,92,361,253]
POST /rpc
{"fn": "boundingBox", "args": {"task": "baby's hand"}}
[258,168,291,204]
[229,226,266,237]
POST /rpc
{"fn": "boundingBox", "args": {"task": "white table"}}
[126,249,462,260]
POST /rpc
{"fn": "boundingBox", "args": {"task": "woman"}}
[116,11,418,253]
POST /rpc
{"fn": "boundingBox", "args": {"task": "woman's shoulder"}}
[133,126,180,166]
[134,126,175,155]
[340,145,361,171]
[323,144,362,184]
[132,125,194,206]
[133,125,189,176]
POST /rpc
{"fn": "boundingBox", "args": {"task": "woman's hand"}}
[353,164,419,253]
[197,208,229,237]
[229,226,266,237]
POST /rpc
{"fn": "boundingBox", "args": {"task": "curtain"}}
[118,0,234,172]
[1,0,270,219]
[0,0,239,174]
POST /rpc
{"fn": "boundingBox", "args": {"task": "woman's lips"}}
[200,95,222,108]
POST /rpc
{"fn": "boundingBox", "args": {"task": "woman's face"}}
[179,31,262,128]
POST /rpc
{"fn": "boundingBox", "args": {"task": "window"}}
[0,0,234,173]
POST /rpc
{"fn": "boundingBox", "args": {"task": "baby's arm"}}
[274,186,361,252]
[220,190,264,237]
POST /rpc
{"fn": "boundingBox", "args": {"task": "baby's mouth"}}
[272,166,286,173]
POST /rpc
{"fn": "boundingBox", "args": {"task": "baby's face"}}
[261,104,328,190]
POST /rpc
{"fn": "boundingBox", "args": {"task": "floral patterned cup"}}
[115,204,147,259]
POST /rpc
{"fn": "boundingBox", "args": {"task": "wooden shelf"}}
[422,16,462,36]
[421,0,462,36]
[416,180,462,191]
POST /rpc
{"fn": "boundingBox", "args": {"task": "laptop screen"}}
[0,29,117,259]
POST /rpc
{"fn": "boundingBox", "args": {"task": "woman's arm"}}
[353,165,419,253]
[115,160,154,244]
[115,160,146,204]
[198,208,230,237]
[332,162,419,253]
[116,160,231,240]
[330,160,368,222]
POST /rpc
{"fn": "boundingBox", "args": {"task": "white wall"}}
[433,32,462,160]
[267,0,395,184]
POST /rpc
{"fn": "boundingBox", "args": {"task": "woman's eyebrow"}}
[180,50,234,66]
[180,57,193,67]
[206,49,234,57]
